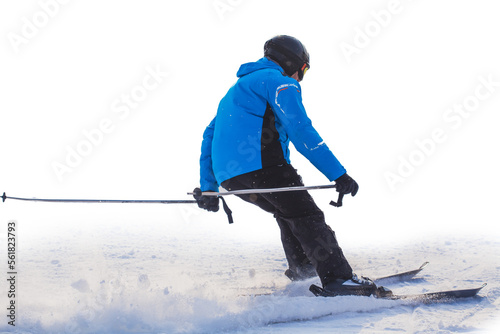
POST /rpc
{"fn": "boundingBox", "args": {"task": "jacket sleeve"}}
[199,117,219,191]
[270,82,346,181]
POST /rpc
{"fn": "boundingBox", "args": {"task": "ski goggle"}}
[298,62,310,81]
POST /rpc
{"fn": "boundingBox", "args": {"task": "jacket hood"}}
[236,57,284,78]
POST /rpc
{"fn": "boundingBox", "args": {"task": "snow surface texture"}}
[0,205,499,334]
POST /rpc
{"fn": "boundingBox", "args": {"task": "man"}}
[194,35,375,296]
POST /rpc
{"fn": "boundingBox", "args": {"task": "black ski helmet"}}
[264,35,310,80]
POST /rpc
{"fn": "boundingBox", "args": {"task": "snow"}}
[0,204,499,333]
[1,0,500,333]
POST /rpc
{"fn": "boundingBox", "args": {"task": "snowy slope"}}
[1,204,499,334]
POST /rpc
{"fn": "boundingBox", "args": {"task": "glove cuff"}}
[335,173,350,183]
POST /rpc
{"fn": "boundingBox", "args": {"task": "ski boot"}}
[322,274,378,297]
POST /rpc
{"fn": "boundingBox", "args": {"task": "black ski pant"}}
[221,164,353,286]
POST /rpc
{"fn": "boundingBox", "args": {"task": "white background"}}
[1,0,499,243]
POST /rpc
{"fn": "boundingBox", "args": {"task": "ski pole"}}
[2,192,197,204]
[187,184,345,207]
[2,192,235,224]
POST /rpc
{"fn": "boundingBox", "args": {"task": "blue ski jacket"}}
[199,57,346,191]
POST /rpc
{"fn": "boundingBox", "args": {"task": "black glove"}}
[193,188,219,212]
[335,173,359,197]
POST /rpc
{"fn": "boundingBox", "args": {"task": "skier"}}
[194,35,375,296]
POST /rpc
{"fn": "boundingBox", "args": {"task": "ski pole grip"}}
[329,192,344,207]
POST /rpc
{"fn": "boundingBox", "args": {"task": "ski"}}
[309,283,487,303]
[373,261,429,284]
[284,262,429,284]
[383,283,487,302]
